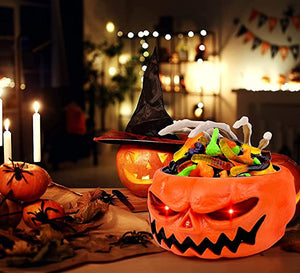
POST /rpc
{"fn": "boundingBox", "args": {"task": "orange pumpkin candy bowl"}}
[271,153,300,221]
[148,165,296,259]
[0,161,52,202]
[116,144,175,197]
[271,153,300,192]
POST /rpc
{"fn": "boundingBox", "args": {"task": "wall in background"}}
[83,0,300,132]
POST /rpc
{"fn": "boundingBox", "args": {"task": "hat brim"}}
[94,130,185,146]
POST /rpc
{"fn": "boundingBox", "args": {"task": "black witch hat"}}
[94,47,184,146]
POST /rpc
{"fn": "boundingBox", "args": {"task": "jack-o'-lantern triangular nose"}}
[181,214,193,229]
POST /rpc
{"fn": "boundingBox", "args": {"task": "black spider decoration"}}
[111,230,153,248]
[2,161,33,185]
[25,200,67,231]
[99,190,134,211]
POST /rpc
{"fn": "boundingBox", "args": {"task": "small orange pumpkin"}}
[116,145,175,197]
[0,162,52,202]
[23,199,65,229]
[0,193,22,229]
[148,165,296,259]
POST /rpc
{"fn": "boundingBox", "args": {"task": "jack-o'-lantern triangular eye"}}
[125,151,138,163]
[207,198,259,221]
[158,153,170,164]
[149,192,179,216]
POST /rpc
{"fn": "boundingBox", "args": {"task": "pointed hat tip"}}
[147,46,159,66]
[125,47,174,137]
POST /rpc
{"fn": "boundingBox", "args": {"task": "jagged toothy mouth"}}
[123,169,153,184]
[151,215,266,256]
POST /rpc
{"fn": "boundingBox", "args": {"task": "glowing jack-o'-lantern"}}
[148,165,296,259]
[116,145,174,197]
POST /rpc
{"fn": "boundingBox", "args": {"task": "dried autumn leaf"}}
[0,229,19,249]
[0,234,14,250]
[5,240,37,256]
[69,188,109,223]
[6,240,74,267]
[37,224,64,245]
[31,240,74,264]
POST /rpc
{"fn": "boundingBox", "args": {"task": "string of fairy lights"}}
[106,21,300,92]
[116,28,209,63]
[116,29,208,39]
[104,22,212,118]
[105,21,211,91]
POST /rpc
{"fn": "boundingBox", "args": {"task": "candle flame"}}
[33,101,40,113]
[174,75,180,85]
[4,118,10,131]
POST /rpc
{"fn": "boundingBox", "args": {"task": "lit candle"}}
[33,101,41,162]
[3,118,12,163]
[165,76,171,91]
[0,88,3,146]
[174,75,180,92]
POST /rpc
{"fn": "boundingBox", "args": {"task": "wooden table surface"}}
[64,246,300,273]
[64,188,300,273]
[1,186,299,273]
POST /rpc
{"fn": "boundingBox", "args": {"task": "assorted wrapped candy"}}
[161,117,276,178]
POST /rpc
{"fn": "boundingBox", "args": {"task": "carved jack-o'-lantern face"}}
[148,165,296,259]
[116,145,174,197]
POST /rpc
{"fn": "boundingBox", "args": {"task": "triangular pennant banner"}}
[244,31,254,43]
[236,25,248,37]
[279,46,289,60]
[280,18,290,33]
[249,9,259,22]
[268,18,278,32]
[271,45,279,58]
[252,37,262,50]
[237,22,300,61]
[258,13,268,28]
[290,45,299,60]
[291,15,300,30]
[261,42,271,55]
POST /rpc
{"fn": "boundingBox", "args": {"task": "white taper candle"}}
[33,101,41,162]
[3,118,11,163]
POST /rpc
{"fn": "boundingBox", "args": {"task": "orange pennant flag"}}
[243,31,254,44]
[261,42,271,55]
[291,15,300,30]
[249,9,259,22]
[279,46,289,60]
[268,18,278,32]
